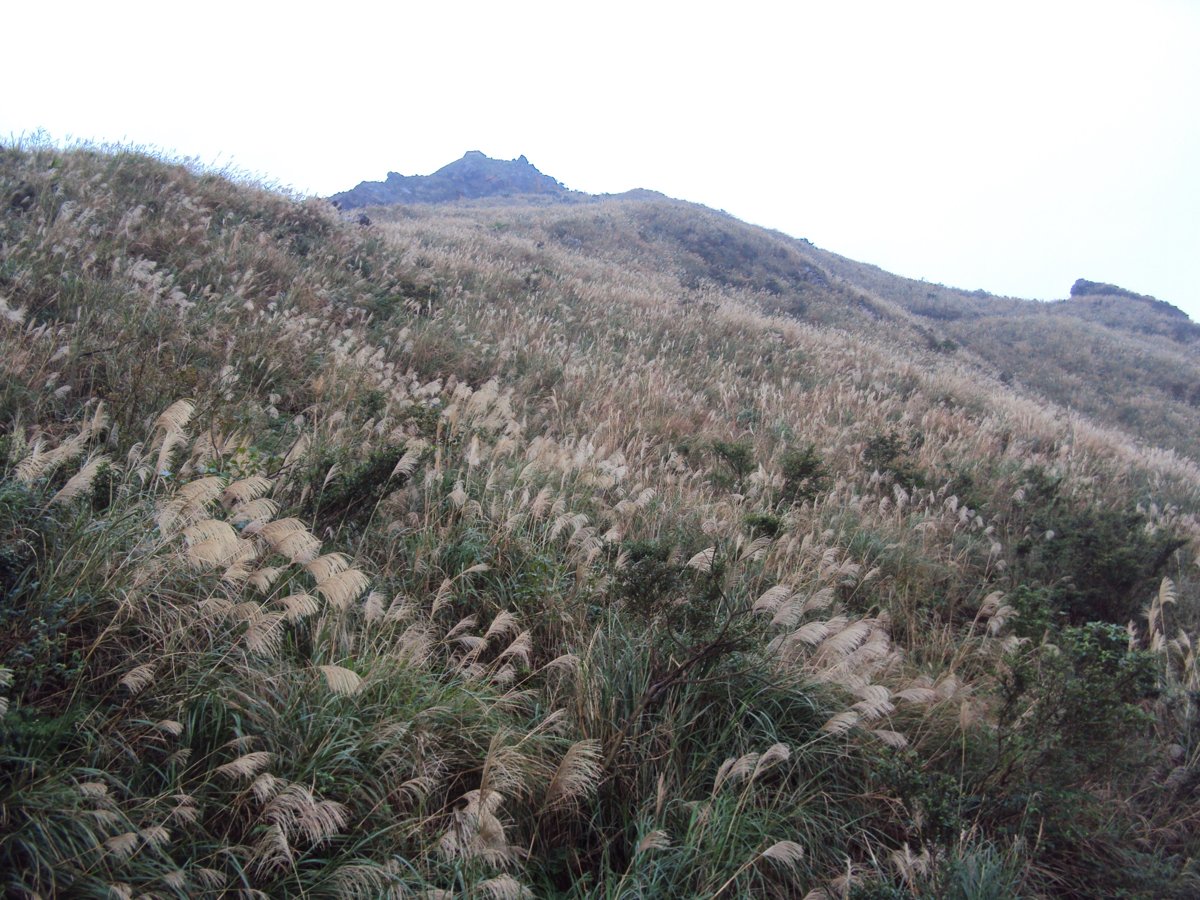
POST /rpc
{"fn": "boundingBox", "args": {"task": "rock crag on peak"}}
[330,152,570,209]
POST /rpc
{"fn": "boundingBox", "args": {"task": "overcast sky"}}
[6,1,1198,316]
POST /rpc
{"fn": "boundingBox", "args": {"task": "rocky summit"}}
[330,150,570,209]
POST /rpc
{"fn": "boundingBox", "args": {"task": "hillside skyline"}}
[4,1,1197,317]
[330,149,1194,317]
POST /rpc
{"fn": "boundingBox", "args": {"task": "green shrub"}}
[778,443,828,503]
[709,439,755,489]
[1011,479,1184,625]
[997,622,1156,785]
[863,430,925,490]
[307,442,425,530]
[744,511,783,538]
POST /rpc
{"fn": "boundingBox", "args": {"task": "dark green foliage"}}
[1010,469,1184,625]
[778,443,828,503]
[709,439,755,488]
[982,787,1190,899]
[998,622,1156,784]
[0,483,97,703]
[611,541,752,711]
[0,592,93,701]
[863,431,905,470]
[744,511,783,539]
[307,443,423,529]
[1007,584,1059,639]
[863,430,925,490]
[614,539,690,620]
[875,750,965,846]
[0,480,39,598]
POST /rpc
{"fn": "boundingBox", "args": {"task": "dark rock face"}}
[330,151,568,209]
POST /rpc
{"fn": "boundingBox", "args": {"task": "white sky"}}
[6,1,1198,315]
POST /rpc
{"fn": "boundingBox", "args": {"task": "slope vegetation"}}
[349,159,1200,460]
[795,243,1200,458]
[2,144,1200,897]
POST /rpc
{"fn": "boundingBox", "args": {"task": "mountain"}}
[329,150,572,209]
[4,144,1200,897]
[335,158,1200,459]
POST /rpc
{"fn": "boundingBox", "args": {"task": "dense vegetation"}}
[2,142,1200,897]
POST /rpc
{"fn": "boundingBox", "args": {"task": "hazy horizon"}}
[6,1,1197,316]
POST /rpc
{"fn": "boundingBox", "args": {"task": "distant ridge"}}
[330,151,572,209]
[1071,277,1189,319]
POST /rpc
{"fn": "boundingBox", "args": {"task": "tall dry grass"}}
[2,141,1199,896]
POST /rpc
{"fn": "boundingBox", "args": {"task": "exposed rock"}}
[330,151,569,209]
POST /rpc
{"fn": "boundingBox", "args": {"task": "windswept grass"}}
[2,142,1199,896]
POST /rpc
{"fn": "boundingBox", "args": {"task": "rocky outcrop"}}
[330,151,569,209]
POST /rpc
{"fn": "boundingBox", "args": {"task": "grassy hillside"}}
[792,242,1200,459]
[3,143,1200,897]
[418,189,1200,460]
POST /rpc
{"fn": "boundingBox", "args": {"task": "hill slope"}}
[336,154,1200,459]
[796,242,1200,456]
[2,144,1200,897]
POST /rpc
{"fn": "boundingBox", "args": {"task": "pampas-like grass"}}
[258,517,322,563]
[0,667,11,718]
[637,829,672,853]
[49,453,109,505]
[119,662,157,695]
[541,739,602,813]
[478,874,533,899]
[151,398,195,476]
[305,552,351,582]
[183,519,248,569]
[440,788,522,867]
[215,751,274,781]
[231,497,279,528]
[760,839,806,869]
[157,475,226,533]
[317,664,364,696]
[6,148,1200,897]
[265,783,349,845]
[222,475,272,507]
[275,592,320,622]
[314,567,370,610]
[104,832,139,860]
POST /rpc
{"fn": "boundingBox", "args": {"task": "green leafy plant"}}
[778,443,828,503]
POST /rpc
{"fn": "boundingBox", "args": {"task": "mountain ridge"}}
[331,152,1190,320]
[335,157,1200,458]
